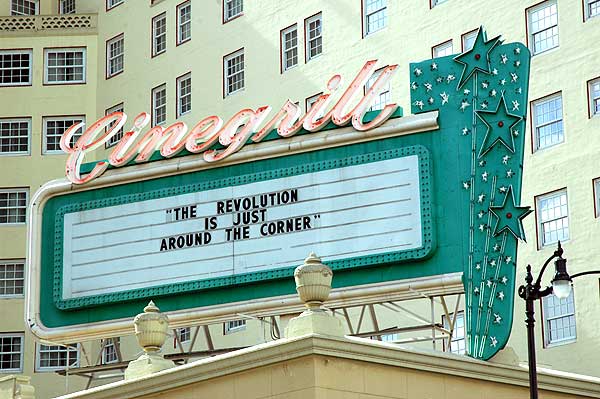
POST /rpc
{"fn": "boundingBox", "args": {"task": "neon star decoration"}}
[454,26,502,88]
[476,95,523,158]
[489,186,532,241]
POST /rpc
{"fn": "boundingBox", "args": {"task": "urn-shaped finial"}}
[294,253,333,310]
[133,300,169,353]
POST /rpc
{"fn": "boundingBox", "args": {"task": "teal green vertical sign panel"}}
[409,27,531,359]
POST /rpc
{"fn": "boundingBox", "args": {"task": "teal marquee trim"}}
[52,144,433,310]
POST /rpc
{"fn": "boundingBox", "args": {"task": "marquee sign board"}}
[27,28,531,360]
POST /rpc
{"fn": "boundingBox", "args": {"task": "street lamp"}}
[518,242,600,399]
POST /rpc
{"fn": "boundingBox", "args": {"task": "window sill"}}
[544,337,576,348]
[223,13,244,24]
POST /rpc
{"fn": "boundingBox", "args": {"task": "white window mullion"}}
[224,49,244,96]
[152,13,167,57]
[177,1,191,44]
[105,104,124,147]
[536,189,569,247]
[533,93,564,151]
[177,73,192,117]
[528,1,559,55]
[44,48,86,84]
[152,84,167,125]
[281,25,298,71]
[0,260,25,297]
[305,13,322,61]
[0,50,32,87]
[364,0,387,35]
[0,333,24,372]
[543,292,576,346]
[106,34,124,78]
[43,116,84,154]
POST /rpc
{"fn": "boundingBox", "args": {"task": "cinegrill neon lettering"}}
[60,60,399,185]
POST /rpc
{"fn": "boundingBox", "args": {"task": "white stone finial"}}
[124,300,174,380]
[285,253,344,338]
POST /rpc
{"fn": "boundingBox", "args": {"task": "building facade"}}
[0,0,599,397]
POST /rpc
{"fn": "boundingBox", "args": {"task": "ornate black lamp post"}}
[518,242,600,399]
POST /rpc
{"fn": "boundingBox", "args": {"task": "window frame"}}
[42,115,85,154]
[151,83,167,126]
[0,188,28,225]
[10,0,39,15]
[59,0,75,14]
[364,67,391,111]
[223,48,244,98]
[0,259,25,298]
[584,0,600,21]
[441,311,466,355]
[106,33,125,79]
[431,40,453,58]
[280,24,299,73]
[0,49,33,87]
[176,1,191,46]
[223,0,243,23]
[461,29,478,52]
[535,188,569,249]
[105,103,124,148]
[305,92,322,113]
[35,343,80,372]
[102,338,120,364]
[0,117,31,156]
[224,319,246,334]
[106,0,124,11]
[362,0,388,37]
[304,12,323,62]
[530,91,564,152]
[43,47,86,85]
[526,0,559,56]
[429,0,448,8]
[587,76,600,119]
[152,12,167,58]
[0,333,24,372]
[593,177,600,218]
[541,291,577,347]
[176,72,192,117]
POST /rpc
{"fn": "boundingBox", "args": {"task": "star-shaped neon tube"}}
[476,94,523,159]
[489,185,532,241]
[453,27,502,89]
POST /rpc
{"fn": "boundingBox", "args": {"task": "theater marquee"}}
[27,27,531,361]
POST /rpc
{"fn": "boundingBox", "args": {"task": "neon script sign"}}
[60,61,399,185]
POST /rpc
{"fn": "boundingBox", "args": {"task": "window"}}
[177,327,190,343]
[595,178,600,218]
[224,319,246,334]
[43,116,84,154]
[0,334,23,372]
[152,84,167,125]
[442,311,466,355]
[44,48,86,84]
[36,344,79,371]
[462,30,477,51]
[11,0,38,15]
[107,0,123,10]
[0,189,28,224]
[527,1,559,55]
[223,49,244,97]
[59,0,75,14]
[152,13,167,57]
[585,0,600,20]
[0,261,24,297]
[365,68,391,111]
[177,1,191,45]
[305,93,321,112]
[543,292,576,346]
[532,93,564,151]
[589,78,600,118]
[363,0,387,36]
[176,73,191,117]
[0,50,32,87]
[102,338,119,364]
[432,40,453,58]
[281,25,298,72]
[537,189,569,247]
[223,0,243,22]
[305,13,322,61]
[0,118,30,155]
[430,0,448,7]
[105,103,124,148]
[106,34,124,78]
